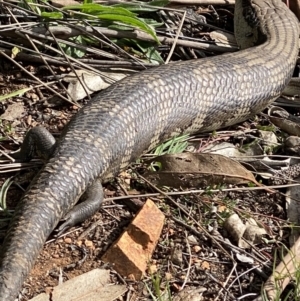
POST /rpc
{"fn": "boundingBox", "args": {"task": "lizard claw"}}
[56,213,76,237]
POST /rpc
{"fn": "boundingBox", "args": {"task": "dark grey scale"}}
[12,127,106,234]
[0,0,299,300]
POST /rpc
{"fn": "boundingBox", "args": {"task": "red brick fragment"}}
[102,199,165,279]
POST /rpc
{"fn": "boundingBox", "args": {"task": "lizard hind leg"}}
[57,179,104,236]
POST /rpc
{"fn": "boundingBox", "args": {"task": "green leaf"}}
[144,47,163,64]
[59,35,86,58]
[112,3,160,12]
[138,18,164,27]
[148,0,169,7]
[97,14,159,43]
[63,3,136,17]
[122,39,163,64]
[0,88,32,102]
[41,12,64,19]
[11,46,21,59]
[112,0,168,12]
[153,134,189,155]
[81,35,99,46]
[21,0,42,14]
[62,3,159,43]
[116,38,162,64]
[108,24,133,31]
[109,19,162,31]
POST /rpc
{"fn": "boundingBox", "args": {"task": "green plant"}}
[152,134,190,156]
[145,271,172,301]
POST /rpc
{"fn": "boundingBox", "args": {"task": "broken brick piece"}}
[102,199,165,280]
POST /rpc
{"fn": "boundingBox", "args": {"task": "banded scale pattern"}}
[0,0,298,299]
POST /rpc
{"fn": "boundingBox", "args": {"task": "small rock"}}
[193,245,202,253]
[102,199,165,280]
[285,136,300,155]
[84,239,94,249]
[171,247,183,266]
[29,269,127,301]
[187,235,198,244]
[201,261,210,270]
[169,228,175,236]
[173,286,207,301]
[64,237,72,244]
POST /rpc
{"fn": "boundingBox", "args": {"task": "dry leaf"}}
[144,153,256,188]
[1,102,25,121]
[210,30,237,47]
[236,253,254,264]
[65,70,127,101]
